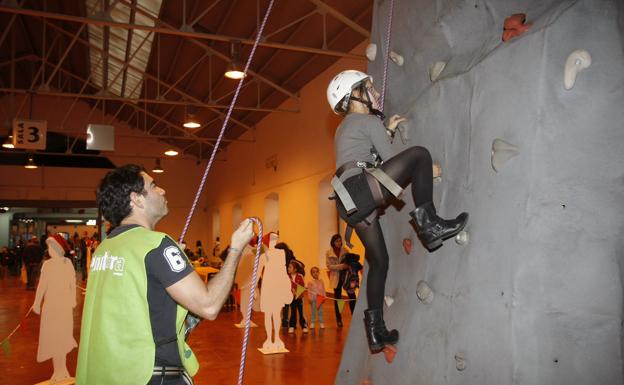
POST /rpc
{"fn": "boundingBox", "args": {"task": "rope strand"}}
[379,0,395,112]
[178,0,276,245]
[237,217,263,385]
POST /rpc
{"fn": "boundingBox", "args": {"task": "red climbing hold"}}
[402,238,412,254]
[502,13,532,42]
[383,344,398,363]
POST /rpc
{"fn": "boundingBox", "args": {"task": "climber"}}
[327,69,469,353]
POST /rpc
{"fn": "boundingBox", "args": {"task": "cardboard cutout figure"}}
[257,232,292,353]
[33,234,77,384]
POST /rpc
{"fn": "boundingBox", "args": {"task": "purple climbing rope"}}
[237,217,263,385]
[378,0,395,113]
[178,0,276,245]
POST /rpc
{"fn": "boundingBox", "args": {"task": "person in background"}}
[287,261,308,334]
[306,266,326,329]
[23,236,44,290]
[325,234,348,327]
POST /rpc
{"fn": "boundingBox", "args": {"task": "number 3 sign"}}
[12,118,47,150]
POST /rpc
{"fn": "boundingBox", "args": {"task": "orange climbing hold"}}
[502,13,532,42]
[383,344,398,363]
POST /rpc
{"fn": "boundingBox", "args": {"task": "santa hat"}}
[261,232,278,248]
[49,234,71,252]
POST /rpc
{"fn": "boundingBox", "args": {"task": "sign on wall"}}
[86,124,115,151]
[12,118,47,150]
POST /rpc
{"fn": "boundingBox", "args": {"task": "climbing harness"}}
[331,159,403,248]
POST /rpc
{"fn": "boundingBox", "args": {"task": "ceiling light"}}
[86,219,97,226]
[183,114,200,129]
[164,148,179,156]
[24,154,38,169]
[224,41,246,80]
[65,219,83,223]
[152,158,164,174]
[224,63,246,80]
[183,105,201,128]
[2,135,14,149]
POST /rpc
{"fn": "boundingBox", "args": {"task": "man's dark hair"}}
[96,164,146,228]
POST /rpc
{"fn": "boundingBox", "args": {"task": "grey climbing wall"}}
[335,0,624,384]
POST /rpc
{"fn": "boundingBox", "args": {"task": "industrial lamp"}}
[183,106,201,129]
[224,41,246,80]
[2,136,13,149]
[24,154,38,169]
[164,148,179,156]
[152,158,164,174]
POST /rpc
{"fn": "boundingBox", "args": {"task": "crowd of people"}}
[0,231,100,287]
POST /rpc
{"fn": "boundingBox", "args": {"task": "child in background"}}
[287,261,308,333]
[306,266,326,329]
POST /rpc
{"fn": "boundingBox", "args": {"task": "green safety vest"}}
[76,226,199,385]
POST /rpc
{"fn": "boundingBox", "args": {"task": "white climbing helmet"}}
[326,70,370,114]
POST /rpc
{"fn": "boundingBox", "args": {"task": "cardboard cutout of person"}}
[257,232,292,353]
[33,234,77,384]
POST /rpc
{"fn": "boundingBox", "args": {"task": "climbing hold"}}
[502,13,532,42]
[429,61,446,82]
[564,49,591,90]
[432,163,442,182]
[402,238,412,254]
[384,296,395,308]
[382,344,398,363]
[455,352,467,371]
[390,51,404,66]
[416,280,434,304]
[366,43,377,61]
[455,230,469,245]
[361,380,373,385]
[491,138,520,172]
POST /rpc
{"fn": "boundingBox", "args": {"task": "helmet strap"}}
[349,83,385,120]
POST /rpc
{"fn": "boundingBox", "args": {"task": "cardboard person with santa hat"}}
[33,233,77,384]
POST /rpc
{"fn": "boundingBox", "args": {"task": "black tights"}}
[355,146,433,310]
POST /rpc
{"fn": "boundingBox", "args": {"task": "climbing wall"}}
[336,0,624,384]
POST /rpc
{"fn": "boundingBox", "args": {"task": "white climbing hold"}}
[366,43,377,61]
[429,61,446,82]
[564,49,591,90]
[390,51,404,66]
[384,296,395,308]
[416,280,434,304]
[491,138,520,172]
[455,230,469,245]
[432,163,442,183]
[455,352,467,371]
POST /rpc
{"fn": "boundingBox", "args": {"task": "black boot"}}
[363,308,399,353]
[410,202,468,251]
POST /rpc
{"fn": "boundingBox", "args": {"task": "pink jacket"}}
[306,278,326,301]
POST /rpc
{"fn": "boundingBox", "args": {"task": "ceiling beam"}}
[306,0,371,38]
[0,87,296,113]
[0,5,366,60]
